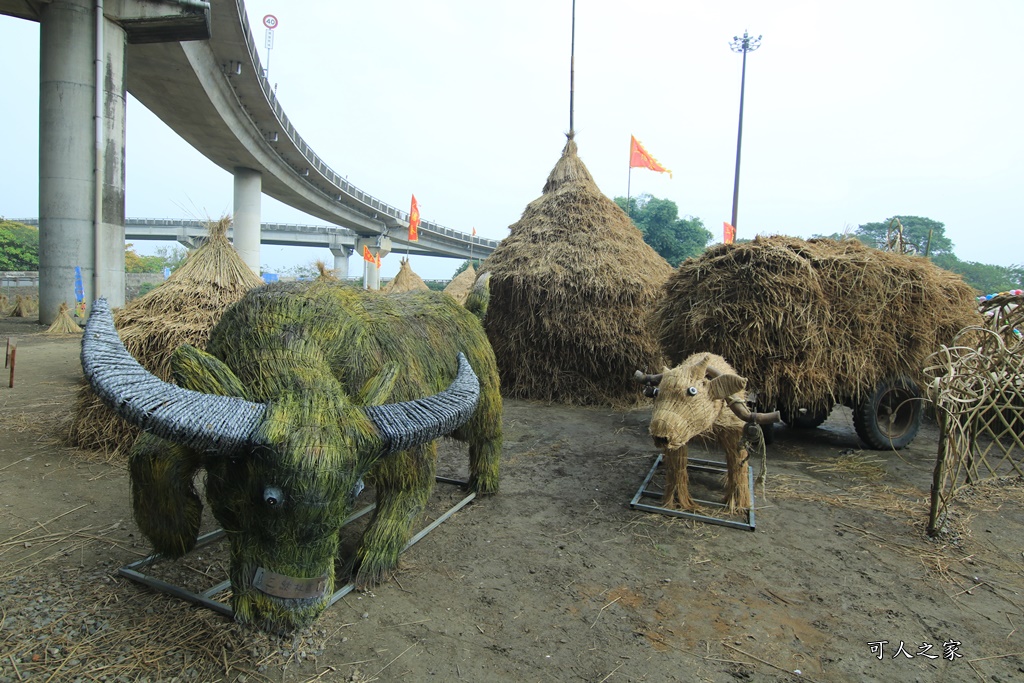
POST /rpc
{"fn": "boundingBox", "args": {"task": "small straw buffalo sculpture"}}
[635,352,779,512]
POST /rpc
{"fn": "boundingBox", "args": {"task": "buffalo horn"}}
[81,298,266,453]
[633,370,663,385]
[364,353,480,453]
[726,398,781,425]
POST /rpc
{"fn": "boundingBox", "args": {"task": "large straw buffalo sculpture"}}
[82,281,502,633]
[635,353,778,512]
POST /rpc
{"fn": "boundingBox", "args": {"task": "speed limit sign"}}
[263,14,278,29]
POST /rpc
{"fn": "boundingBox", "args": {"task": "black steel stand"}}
[630,454,756,531]
[118,476,475,617]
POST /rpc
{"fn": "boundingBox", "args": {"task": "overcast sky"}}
[2,0,1022,280]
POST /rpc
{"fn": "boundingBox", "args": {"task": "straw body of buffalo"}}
[81,280,502,633]
[636,352,778,512]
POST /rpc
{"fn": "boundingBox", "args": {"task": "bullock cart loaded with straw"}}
[652,236,983,449]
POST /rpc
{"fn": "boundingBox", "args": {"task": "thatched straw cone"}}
[10,295,34,317]
[382,257,430,294]
[67,216,266,458]
[315,260,338,281]
[444,263,477,305]
[482,133,673,405]
[0,293,7,316]
[653,235,983,415]
[45,302,84,335]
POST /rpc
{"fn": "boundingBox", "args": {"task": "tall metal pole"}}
[569,0,576,135]
[729,31,761,234]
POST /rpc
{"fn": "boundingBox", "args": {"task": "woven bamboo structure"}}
[926,292,1024,535]
[481,133,672,405]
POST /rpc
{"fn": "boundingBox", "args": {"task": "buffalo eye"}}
[263,486,285,508]
[687,386,699,396]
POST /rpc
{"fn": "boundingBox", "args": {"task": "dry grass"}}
[654,235,982,416]
[44,302,84,335]
[482,132,672,405]
[443,263,476,305]
[382,258,429,294]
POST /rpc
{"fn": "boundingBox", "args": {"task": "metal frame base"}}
[630,454,756,531]
[118,476,475,617]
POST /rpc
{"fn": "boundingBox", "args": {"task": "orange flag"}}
[629,136,672,178]
[363,245,375,263]
[723,222,736,244]
[472,227,476,236]
[408,195,420,241]
[375,252,382,268]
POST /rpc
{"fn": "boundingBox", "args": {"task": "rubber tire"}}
[779,404,832,429]
[853,377,923,450]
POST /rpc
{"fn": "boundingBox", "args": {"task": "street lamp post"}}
[729,30,762,235]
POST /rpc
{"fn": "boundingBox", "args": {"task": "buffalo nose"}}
[263,486,285,507]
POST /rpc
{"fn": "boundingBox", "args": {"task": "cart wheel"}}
[779,404,832,429]
[853,377,923,450]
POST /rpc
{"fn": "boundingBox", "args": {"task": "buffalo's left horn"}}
[726,398,781,425]
[364,353,480,453]
[633,370,663,385]
[81,298,266,452]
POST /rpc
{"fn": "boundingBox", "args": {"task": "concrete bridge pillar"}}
[38,0,127,324]
[330,246,352,280]
[232,168,262,274]
[354,237,391,291]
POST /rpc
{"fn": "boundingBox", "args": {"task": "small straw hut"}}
[443,262,477,305]
[45,302,84,335]
[382,257,430,294]
[66,217,265,457]
[481,133,673,405]
[653,235,983,415]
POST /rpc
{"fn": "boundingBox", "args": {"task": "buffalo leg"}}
[661,444,697,511]
[356,442,437,586]
[719,430,751,513]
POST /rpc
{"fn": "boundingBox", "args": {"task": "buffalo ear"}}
[356,361,401,406]
[708,373,747,401]
[129,431,204,558]
[171,344,250,398]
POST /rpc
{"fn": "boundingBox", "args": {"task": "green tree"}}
[124,243,166,273]
[155,245,187,272]
[0,220,40,270]
[614,194,712,266]
[855,215,953,256]
[932,253,1024,294]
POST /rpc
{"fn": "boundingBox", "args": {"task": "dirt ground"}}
[2,316,1023,683]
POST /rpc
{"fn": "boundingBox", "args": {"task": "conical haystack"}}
[482,133,673,405]
[67,217,266,458]
[45,302,84,335]
[653,235,984,415]
[444,262,477,305]
[10,295,36,317]
[315,260,338,281]
[382,257,430,294]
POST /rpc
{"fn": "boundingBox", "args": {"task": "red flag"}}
[375,252,382,268]
[472,227,476,236]
[723,222,736,244]
[363,245,374,263]
[629,136,672,178]
[408,195,420,242]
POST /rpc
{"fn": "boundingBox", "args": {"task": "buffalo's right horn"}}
[726,398,781,425]
[81,298,266,453]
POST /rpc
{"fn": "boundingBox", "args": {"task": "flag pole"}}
[626,166,632,219]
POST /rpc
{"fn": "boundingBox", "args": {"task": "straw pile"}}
[481,132,673,405]
[653,235,983,415]
[444,262,477,305]
[0,293,7,315]
[66,217,265,457]
[382,257,429,294]
[45,302,83,335]
[10,294,36,317]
